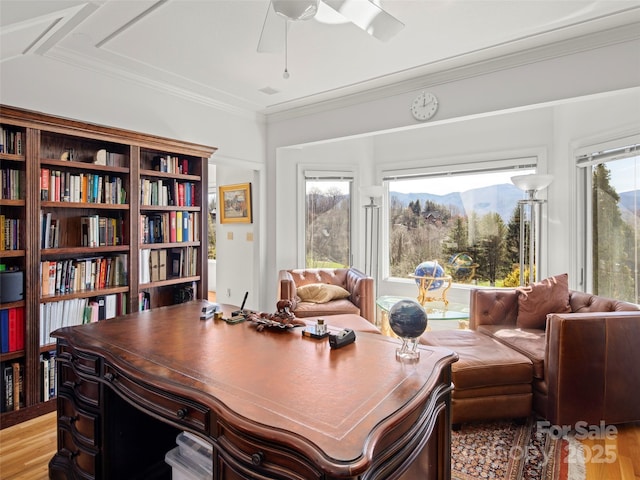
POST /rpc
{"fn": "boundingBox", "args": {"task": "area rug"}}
[451,417,586,480]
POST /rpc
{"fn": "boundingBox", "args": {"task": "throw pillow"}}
[516,273,571,329]
[296,283,351,304]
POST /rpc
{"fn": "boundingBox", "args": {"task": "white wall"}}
[268,38,640,308]
[3,35,639,312]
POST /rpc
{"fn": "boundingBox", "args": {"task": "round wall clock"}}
[411,91,439,121]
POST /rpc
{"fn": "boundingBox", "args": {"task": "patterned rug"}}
[451,418,586,480]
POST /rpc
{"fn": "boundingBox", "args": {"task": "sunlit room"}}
[1,1,639,479]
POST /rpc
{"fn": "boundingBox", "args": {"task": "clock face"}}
[411,92,438,121]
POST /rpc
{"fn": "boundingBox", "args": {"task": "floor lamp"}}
[511,174,553,286]
[361,186,384,280]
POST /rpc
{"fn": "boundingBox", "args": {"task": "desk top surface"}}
[55,300,456,464]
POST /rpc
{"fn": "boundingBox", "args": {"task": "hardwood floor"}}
[0,411,56,480]
[1,412,638,479]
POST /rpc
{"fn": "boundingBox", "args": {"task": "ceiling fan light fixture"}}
[314,1,349,25]
[272,0,319,21]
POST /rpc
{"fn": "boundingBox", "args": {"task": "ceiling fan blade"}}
[257,1,287,53]
[323,0,404,42]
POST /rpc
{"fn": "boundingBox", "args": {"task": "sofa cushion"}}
[516,273,571,329]
[296,283,351,304]
[420,329,532,390]
[293,298,360,318]
[479,325,546,380]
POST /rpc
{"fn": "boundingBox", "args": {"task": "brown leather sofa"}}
[468,288,640,426]
[421,283,640,426]
[278,268,375,323]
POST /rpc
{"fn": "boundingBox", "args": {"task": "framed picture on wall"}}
[219,182,252,224]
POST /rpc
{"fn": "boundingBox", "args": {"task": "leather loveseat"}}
[278,268,374,323]
[471,284,640,426]
[422,273,640,426]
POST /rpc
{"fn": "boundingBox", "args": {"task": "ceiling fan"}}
[257,0,405,53]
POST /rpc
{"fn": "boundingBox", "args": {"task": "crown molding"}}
[263,19,640,122]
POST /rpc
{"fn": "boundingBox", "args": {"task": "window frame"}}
[298,168,355,268]
[575,134,640,299]
[380,154,543,286]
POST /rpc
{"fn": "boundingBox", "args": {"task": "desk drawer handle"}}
[176,408,188,419]
[251,452,264,466]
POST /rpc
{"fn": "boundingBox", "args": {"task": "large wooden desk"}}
[49,301,457,479]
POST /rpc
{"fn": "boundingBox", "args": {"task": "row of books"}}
[140,211,200,244]
[94,149,127,167]
[1,167,21,200]
[41,350,57,402]
[1,216,21,250]
[40,169,127,204]
[0,307,25,353]
[151,154,190,175]
[140,178,197,207]
[0,127,23,155]
[80,214,125,248]
[40,212,125,249]
[1,361,24,412]
[39,293,128,346]
[40,254,128,296]
[139,247,197,284]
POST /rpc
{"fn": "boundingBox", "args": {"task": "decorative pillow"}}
[296,283,350,304]
[516,273,571,329]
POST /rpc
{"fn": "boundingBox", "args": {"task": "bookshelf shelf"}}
[0,153,25,162]
[140,168,200,181]
[41,201,129,210]
[0,105,215,428]
[40,158,130,174]
[139,275,200,289]
[0,249,25,258]
[140,241,200,249]
[0,300,25,310]
[40,286,130,303]
[0,199,25,207]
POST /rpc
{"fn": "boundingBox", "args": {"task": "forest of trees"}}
[389,196,522,286]
[303,164,637,301]
[305,185,350,268]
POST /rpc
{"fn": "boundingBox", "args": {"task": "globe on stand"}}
[388,299,428,361]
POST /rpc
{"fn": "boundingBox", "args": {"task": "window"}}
[304,175,352,268]
[385,161,536,286]
[578,144,639,304]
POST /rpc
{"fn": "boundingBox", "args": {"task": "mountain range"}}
[391,185,639,224]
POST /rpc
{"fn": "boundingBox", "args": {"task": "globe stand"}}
[396,337,421,362]
[388,299,428,363]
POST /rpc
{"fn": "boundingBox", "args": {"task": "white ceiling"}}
[1,0,639,116]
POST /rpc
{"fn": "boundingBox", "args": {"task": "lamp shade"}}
[360,185,384,199]
[511,174,554,192]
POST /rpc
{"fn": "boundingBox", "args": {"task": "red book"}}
[8,308,17,352]
[15,307,24,351]
[40,168,50,201]
[177,183,185,207]
[169,211,177,243]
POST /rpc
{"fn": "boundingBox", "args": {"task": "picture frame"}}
[219,182,252,224]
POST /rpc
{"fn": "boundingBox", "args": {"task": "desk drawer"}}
[104,364,210,434]
[58,392,99,448]
[217,421,322,480]
[59,362,100,407]
[58,427,98,479]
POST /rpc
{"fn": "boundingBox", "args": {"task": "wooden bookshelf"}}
[0,105,215,428]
